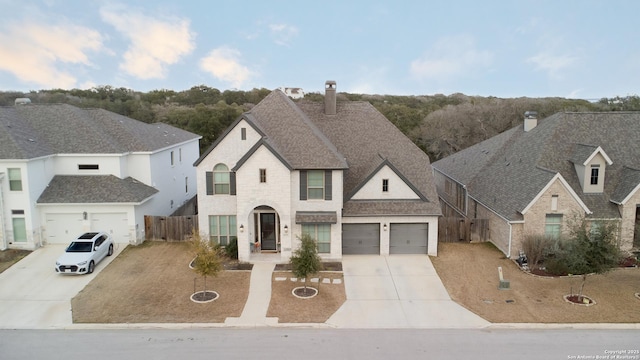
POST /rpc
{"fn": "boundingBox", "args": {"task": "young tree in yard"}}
[190,233,223,297]
[290,233,322,296]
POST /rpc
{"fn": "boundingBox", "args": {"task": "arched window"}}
[213,164,230,194]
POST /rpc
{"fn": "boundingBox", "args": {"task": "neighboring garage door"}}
[342,223,380,255]
[46,213,84,244]
[91,213,129,243]
[390,223,428,254]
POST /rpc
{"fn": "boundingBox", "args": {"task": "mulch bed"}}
[274,261,342,271]
[0,249,31,274]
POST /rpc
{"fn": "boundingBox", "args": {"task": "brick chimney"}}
[524,111,538,132]
[324,80,336,115]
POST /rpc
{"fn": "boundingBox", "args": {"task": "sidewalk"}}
[224,262,278,327]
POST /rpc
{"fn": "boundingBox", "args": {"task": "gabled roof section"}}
[0,104,200,159]
[37,175,158,204]
[569,144,613,166]
[434,112,640,221]
[231,138,293,171]
[195,90,347,169]
[611,166,640,205]
[194,113,266,166]
[245,91,348,169]
[345,157,427,201]
[298,100,441,216]
[520,172,591,215]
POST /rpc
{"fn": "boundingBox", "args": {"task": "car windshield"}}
[66,241,93,253]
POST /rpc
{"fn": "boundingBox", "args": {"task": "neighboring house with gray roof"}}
[0,102,200,250]
[195,81,441,262]
[432,111,640,258]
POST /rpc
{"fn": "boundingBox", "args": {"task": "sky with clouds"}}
[0,0,638,99]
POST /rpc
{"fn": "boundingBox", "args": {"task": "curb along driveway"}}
[326,255,489,328]
[0,243,126,329]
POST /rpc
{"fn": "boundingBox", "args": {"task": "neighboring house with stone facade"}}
[432,111,640,258]
[0,102,200,250]
[195,81,441,263]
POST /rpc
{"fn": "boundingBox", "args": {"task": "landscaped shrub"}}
[521,234,551,270]
[225,237,238,259]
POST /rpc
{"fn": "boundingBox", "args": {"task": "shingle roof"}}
[433,112,640,221]
[243,91,348,169]
[196,88,442,217]
[298,100,441,216]
[37,175,158,204]
[0,104,200,159]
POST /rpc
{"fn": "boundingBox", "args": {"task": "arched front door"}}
[253,206,279,252]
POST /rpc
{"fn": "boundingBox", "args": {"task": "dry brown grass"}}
[431,242,640,323]
[72,241,250,323]
[0,249,31,274]
[267,272,346,323]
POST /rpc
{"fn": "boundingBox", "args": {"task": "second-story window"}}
[241,127,247,140]
[8,168,22,191]
[170,151,175,166]
[307,170,324,199]
[260,169,267,183]
[382,179,389,192]
[213,163,230,194]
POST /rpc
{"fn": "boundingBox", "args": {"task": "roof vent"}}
[14,98,31,106]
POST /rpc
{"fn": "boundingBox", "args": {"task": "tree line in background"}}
[1,85,639,161]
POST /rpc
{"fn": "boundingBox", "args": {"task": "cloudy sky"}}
[0,0,638,99]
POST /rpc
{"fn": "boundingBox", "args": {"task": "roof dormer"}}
[569,144,613,193]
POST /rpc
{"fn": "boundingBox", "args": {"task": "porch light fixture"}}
[239,224,244,233]
[383,223,387,231]
[284,225,288,234]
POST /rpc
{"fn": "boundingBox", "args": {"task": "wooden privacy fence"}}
[438,217,489,243]
[145,215,198,241]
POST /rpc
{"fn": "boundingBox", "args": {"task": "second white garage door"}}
[91,213,129,243]
[390,223,428,254]
[45,213,84,244]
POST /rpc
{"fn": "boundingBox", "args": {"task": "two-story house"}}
[0,101,201,249]
[432,111,640,258]
[195,81,441,262]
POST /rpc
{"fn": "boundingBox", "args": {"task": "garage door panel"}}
[342,223,380,255]
[390,223,428,254]
[46,214,84,244]
[91,213,129,243]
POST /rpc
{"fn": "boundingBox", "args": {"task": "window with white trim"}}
[11,209,27,242]
[590,165,600,185]
[382,179,389,192]
[302,224,330,253]
[260,169,267,183]
[8,168,22,191]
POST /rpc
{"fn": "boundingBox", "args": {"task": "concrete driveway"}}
[0,243,126,329]
[326,255,489,328]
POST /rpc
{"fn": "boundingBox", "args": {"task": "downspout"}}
[507,221,512,259]
[0,174,6,250]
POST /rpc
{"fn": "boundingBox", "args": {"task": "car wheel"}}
[88,261,95,274]
[107,244,114,256]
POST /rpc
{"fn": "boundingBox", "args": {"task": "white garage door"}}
[46,213,84,244]
[91,213,129,243]
[342,223,380,255]
[390,223,428,254]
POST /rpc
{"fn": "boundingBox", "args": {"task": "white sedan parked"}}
[55,232,114,274]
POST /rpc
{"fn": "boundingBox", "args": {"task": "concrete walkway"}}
[224,262,278,326]
[326,255,489,328]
